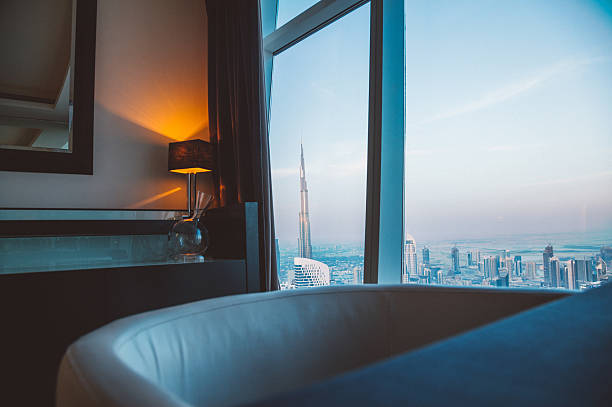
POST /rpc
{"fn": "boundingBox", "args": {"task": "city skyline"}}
[278,233,610,291]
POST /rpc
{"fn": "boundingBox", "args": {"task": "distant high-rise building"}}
[550,257,560,288]
[421,267,432,282]
[494,255,501,278]
[595,259,607,280]
[483,257,491,278]
[506,257,514,275]
[526,262,537,279]
[543,245,554,287]
[352,267,363,285]
[294,257,330,287]
[560,263,568,288]
[451,246,459,273]
[600,247,612,265]
[575,259,591,282]
[494,271,509,287]
[403,235,417,283]
[566,260,577,290]
[483,256,499,279]
[587,259,595,281]
[297,143,312,259]
[513,255,522,277]
[436,269,445,285]
[422,246,430,265]
[503,249,510,257]
[467,250,480,266]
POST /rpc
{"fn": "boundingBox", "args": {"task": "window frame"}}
[262,0,405,284]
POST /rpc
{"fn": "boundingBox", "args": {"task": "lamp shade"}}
[168,139,214,174]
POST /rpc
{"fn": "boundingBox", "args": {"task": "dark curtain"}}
[206,0,278,291]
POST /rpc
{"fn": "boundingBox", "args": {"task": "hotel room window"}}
[275,0,322,28]
[268,3,370,289]
[402,0,612,290]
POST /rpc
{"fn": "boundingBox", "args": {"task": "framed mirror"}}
[0,0,96,174]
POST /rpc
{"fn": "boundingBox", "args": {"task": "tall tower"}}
[422,246,430,266]
[550,257,560,288]
[543,245,554,287]
[298,143,312,259]
[513,255,522,277]
[402,235,417,283]
[451,246,459,273]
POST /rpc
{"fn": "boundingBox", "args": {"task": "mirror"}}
[0,0,96,174]
[0,0,74,152]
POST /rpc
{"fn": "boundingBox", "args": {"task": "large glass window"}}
[403,0,612,290]
[276,0,322,28]
[268,3,370,289]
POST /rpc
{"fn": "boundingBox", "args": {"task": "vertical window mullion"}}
[365,0,405,284]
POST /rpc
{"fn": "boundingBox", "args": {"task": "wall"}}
[0,0,212,209]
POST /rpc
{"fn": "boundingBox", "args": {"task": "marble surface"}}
[0,209,187,221]
[0,234,210,274]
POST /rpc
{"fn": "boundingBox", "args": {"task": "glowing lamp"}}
[168,139,214,216]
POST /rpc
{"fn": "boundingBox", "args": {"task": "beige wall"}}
[0,0,212,209]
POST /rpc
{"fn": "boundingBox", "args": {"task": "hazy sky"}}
[268,0,612,246]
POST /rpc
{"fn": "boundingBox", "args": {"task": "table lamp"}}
[168,139,214,216]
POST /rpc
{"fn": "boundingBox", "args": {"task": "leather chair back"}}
[57,285,565,407]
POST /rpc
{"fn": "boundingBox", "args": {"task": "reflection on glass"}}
[403,0,612,291]
[269,4,370,289]
[276,0,321,28]
[0,0,74,151]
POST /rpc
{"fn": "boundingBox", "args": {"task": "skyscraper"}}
[451,246,459,273]
[576,259,593,282]
[595,258,607,280]
[543,245,554,287]
[352,267,364,284]
[600,247,612,265]
[483,257,492,278]
[513,255,522,277]
[550,257,560,288]
[436,269,445,285]
[494,255,501,278]
[294,257,330,287]
[566,260,577,290]
[402,235,417,283]
[297,143,312,259]
[422,246,430,266]
[526,262,537,279]
[483,256,499,279]
[472,250,481,265]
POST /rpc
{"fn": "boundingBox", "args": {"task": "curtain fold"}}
[206,0,278,291]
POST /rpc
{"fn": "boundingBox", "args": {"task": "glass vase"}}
[168,217,209,260]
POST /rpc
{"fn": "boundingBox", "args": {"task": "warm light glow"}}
[127,187,182,208]
[170,167,212,174]
[94,0,209,142]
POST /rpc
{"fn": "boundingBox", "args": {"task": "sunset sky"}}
[268,0,612,246]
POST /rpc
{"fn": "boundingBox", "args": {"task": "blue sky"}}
[268,0,612,246]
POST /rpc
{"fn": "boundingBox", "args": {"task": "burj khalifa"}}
[298,143,312,259]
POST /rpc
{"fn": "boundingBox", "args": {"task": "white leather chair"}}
[56,285,564,407]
